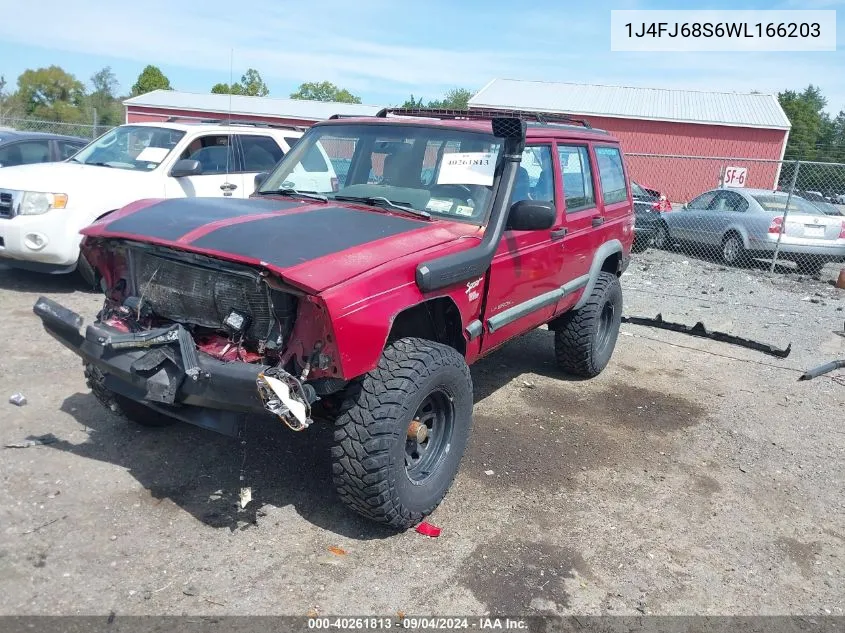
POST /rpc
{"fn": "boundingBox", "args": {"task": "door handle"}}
[220,183,238,191]
[591,216,605,227]
[550,228,568,241]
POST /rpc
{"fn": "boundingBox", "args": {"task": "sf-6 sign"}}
[723,166,747,188]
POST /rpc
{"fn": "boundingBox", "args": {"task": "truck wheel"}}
[77,253,98,289]
[331,337,473,529]
[84,364,177,427]
[553,272,622,378]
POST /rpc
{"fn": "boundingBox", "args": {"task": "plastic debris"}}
[9,393,27,406]
[239,486,252,509]
[415,521,441,538]
[484,469,495,476]
[327,546,347,556]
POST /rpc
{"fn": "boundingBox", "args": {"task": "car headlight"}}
[19,191,68,215]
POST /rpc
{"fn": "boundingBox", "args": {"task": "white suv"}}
[0,120,334,280]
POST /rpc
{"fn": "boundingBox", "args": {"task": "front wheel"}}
[85,364,178,427]
[331,338,473,529]
[553,272,623,378]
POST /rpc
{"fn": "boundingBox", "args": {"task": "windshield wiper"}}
[258,187,328,203]
[88,161,114,168]
[333,195,430,219]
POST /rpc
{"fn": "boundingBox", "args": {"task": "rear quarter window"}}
[595,146,627,205]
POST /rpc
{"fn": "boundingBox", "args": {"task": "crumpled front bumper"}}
[33,296,272,436]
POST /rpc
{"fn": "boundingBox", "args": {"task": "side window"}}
[0,140,51,166]
[557,145,595,212]
[511,145,554,204]
[179,135,236,175]
[595,146,627,205]
[59,141,85,160]
[239,135,284,172]
[688,191,719,209]
[722,191,749,212]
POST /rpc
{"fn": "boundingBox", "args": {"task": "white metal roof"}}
[124,90,382,121]
[469,79,791,130]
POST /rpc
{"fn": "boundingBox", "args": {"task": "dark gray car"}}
[0,130,88,168]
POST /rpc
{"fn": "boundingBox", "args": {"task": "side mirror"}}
[506,199,556,231]
[254,172,269,190]
[170,159,202,178]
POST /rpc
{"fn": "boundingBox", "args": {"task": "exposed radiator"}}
[133,250,274,340]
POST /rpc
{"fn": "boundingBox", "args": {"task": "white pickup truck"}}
[0,120,336,282]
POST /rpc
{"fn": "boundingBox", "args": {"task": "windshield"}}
[72,126,185,171]
[753,194,833,215]
[258,123,501,223]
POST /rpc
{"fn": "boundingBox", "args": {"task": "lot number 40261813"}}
[723,167,747,188]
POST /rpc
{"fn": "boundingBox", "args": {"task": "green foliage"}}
[15,66,86,121]
[88,66,123,127]
[400,94,424,108]
[211,68,269,97]
[130,65,172,97]
[427,87,473,110]
[290,81,361,103]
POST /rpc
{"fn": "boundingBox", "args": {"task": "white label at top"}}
[437,152,496,186]
[724,166,747,187]
[611,10,836,51]
[135,146,170,163]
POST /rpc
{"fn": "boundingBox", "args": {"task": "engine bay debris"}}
[256,367,314,431]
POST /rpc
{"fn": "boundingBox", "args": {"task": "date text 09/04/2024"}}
[625,22,821,38]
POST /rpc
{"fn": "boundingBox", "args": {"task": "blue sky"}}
[0,0,843,111]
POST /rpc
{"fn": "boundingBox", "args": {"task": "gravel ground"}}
[0,250,843,617]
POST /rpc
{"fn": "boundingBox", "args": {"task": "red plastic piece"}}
[415,521,441,537]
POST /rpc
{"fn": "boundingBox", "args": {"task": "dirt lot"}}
[0,251,843,616]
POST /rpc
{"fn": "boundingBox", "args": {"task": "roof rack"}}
[164,116,308,132]
[373,107,592,129]
[327,113,367,120]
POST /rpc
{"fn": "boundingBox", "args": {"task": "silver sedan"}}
[655,188,845,275]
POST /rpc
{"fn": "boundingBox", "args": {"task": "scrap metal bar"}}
[621,313,792,358]
[799,360,845,381]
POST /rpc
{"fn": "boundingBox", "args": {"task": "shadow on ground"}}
[0,264,92,294]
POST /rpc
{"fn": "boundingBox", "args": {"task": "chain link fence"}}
[0,116,110,140]
[627,153,845,278]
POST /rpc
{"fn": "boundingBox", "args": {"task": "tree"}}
[290,81,361,103]
[427,87,473,110]
[779,85,828,161]
[130,65,171,97]
[210,68,269,97]
[15,66,85,121]
[88,66,123,127]
[400,94,424,108]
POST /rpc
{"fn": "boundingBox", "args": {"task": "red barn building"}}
[469,79,791,202]
[123,90,382,128]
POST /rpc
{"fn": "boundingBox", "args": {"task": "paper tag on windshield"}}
[437,152,496,186]
[135,147,168,163]
[426,198,453,213]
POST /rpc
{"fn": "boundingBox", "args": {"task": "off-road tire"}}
[331,337,473,529]
[553,272,622,378]
[85,363,177,427]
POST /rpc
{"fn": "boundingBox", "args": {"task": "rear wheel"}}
[653,222,670,250]
[553,272,622,378]
[721,232,747,266]
[85,364,177,427]
[331,338,473,529]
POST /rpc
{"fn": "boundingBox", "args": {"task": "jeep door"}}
[164,133,244,198]
[479,144,566,352]
[553,143,603,314]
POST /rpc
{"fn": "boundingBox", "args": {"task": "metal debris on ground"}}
[799,359,845,381]
[622,313,792,358]
[9,393,27,406]
[5,434,58,449]
[415,521,442,538]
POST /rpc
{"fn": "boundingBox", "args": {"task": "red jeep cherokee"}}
[34,109,635,529]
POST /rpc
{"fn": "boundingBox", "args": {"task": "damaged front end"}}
[34,240,340,436]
